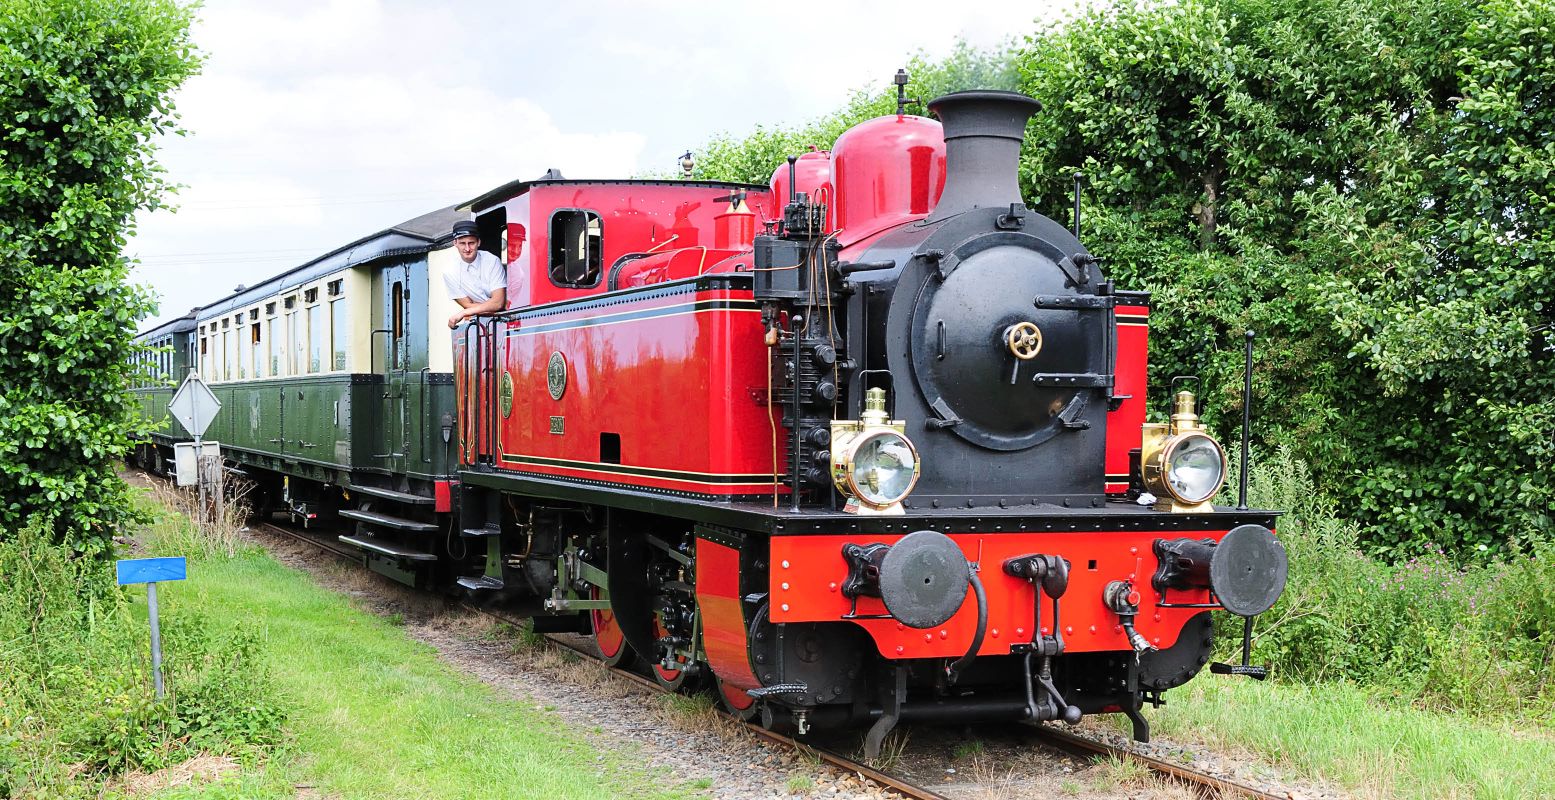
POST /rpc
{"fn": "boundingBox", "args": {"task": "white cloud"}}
[130,0,1064,327]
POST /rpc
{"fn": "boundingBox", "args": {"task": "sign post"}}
[116,557,188,698]
[168,371,223,519]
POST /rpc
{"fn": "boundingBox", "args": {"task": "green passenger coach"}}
[131,205,473,584]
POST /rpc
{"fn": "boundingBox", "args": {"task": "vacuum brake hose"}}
[945,569,987,685]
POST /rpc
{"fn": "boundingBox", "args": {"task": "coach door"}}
[377,264,411,474]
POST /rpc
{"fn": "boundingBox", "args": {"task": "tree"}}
[1017,0,1553,553]
[0,0,200,553]
[696,40,1020,183]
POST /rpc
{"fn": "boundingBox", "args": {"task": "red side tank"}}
[831,114,946,247]
[767,149,834,230]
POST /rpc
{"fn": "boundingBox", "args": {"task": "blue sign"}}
[116,557,187,585]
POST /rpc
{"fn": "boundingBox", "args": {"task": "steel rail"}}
[466,604,949,800]
[1026,724,1287,800]
[254,520,364,563]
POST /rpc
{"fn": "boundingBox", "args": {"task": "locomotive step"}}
[339,509,439,532]
[349,484,435,506]
[337,535,437,561]
[460,524,501,538]
[455,575,505,591]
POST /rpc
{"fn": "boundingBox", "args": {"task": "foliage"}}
[0,523,285,796]
[1220,449,1553,719]
[1016,0,1555,554]
[695,40,1020,184]
[0,0,200,551]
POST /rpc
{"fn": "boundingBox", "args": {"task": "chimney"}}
[925,91,1041,222]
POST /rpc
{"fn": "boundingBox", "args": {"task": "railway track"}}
[248,514,1284,800]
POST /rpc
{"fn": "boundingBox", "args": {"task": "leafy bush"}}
[0,0,200,552]
[0,524,286,795]
[1226,450,1554,720]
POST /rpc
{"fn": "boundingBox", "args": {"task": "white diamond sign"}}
[168,372,221,439]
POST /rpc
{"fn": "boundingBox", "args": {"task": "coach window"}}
[305,287,322,373]
[235,314,248,379]
[328,279,347,371]
[548,209,602,288]
[391,281,405,371]
[284,295,300,376]
[264,302,278,376]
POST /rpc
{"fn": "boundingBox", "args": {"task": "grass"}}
[1136,677,1555,799]
[148,548,687,800]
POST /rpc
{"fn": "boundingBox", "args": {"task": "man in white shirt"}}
[445,220,508,328]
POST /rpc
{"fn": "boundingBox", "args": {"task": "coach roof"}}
[184,204,468,325]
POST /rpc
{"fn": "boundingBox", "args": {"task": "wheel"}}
[590,586,632,667]
[649,613,692,690]
[715,674,758,720]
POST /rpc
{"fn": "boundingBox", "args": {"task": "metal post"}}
[1237,330,1254,510]
[147,581,165,698]
[789,314,804,513]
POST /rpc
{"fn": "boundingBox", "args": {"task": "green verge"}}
[1141,678,1555,800]
[147,548,685,800]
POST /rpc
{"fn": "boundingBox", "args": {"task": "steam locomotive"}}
[132,84,1286,756]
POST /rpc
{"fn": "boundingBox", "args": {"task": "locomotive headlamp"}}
[832,389,921,514]
[1141,390,1228,512]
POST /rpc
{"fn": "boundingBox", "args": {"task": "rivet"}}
[1040,627,1049,635]
[1089,625,1097,634]
[924,633,933,642]
[1129,546,1138,554]
[896,622,905,631]
[781,560,790,569]
[895,645,904,654]
[991,629,1000,638]
[1016,627,1025,636]
[1153,637,1161,645]
[1114,625,1123,633]
[939,630,948,639]
[1065,626,1073,635]
[1153,613,1162,622]
[828,582,838,592]
[781,582,790,591]
[780,603,790,612]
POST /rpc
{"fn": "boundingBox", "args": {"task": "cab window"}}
[548,209,602,288]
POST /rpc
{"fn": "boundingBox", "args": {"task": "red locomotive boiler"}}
[436,87,1286,755]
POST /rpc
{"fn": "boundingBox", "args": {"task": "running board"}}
[338,535,436,561]
[340,509,438,533]
[349,484,436,506]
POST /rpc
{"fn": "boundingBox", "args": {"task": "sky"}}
[127,0,1069,328]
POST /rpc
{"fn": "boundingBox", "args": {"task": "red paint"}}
[434,479,455,513]
[492,283,783,496]
[507,222,527,265]
[831,114,946,247]
[1105,302,1150,493]
[612,247,748,289]
[479,182,775,309]
[695,537,759,690]
[713,201,757,250]
[769,528,1240,659]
